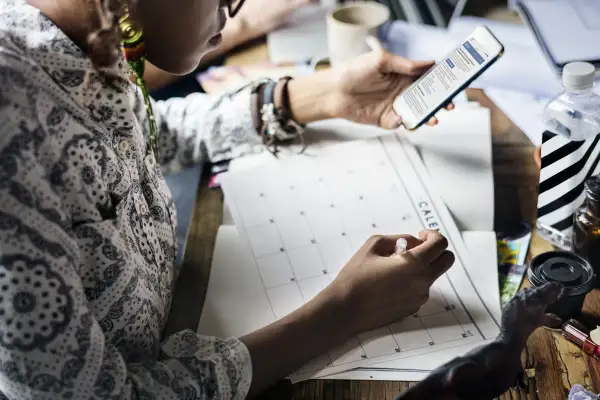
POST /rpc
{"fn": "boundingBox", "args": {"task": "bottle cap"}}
[585,175,600,202]
[562,62,596,91]
[528,251,595,296]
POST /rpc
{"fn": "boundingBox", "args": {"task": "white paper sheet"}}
[408,107,494,232]
[224,105,493,233]
[315,369,430,382]
[460,231,501,323]
[198,226,276,338]
[449,16,538,49]
[218,135,499,380]
[216,109,498,383]
[305,341,494,382]
[484,86,548,146]
[201,227,499,383]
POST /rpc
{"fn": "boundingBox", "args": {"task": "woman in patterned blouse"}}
[0,0,456,398]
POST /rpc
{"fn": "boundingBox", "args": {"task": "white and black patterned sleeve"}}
[142,88,265,175]
[0,98,252,399]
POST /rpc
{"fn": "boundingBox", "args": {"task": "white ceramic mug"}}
[326,1,390,67]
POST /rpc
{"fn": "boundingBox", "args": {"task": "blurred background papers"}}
[267,4,331,64]
[383,17,563,98]
[516,0,600,71]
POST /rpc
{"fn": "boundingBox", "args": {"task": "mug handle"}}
[309,35,386,71]
[365,35,384,52]
[308,55,330,71]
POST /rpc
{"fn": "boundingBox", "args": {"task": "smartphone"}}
[393,26,504,130]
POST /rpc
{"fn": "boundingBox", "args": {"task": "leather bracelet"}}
[250,81,265,133]
[250,79,278,139]
[268,77,304,141]
[274,76,293,123]
[259,81,277,142]
[261,80,277,113]
[250,77,305,154]
[250,79,272,133]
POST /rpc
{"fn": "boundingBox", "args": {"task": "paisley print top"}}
[0,1,265,398]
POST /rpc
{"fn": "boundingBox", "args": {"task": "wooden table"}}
[165,41,600,399]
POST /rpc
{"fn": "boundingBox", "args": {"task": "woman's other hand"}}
[240,231,454,395]
[326,231,455,335]
[289,50,454,128]
[330,50,448,129]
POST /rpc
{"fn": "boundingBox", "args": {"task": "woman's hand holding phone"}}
[314,49,453,130]
[392,26,504,130]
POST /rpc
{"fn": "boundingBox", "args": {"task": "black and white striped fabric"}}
[537,131,600,239]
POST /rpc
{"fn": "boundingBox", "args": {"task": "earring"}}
[119,7,159,160]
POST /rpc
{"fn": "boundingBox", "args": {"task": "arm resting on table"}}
[241,287,349,396]
[137,68,338,176]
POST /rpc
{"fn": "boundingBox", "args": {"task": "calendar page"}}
[220,134,500,379]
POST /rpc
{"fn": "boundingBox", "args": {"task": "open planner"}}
[210,133,500,381]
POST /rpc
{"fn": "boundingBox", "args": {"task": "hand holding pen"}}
[394,238,408,255]
[322,231,455,336]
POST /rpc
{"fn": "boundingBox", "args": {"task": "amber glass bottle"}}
[572,175,600,285]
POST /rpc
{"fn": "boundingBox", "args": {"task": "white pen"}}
[395,238,408,255]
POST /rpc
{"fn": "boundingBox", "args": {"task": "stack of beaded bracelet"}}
[250,77,305,155]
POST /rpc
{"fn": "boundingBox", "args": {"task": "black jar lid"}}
[528,251,595,296]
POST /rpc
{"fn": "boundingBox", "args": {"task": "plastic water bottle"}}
[543,62,600,141]
[536,62,600,250]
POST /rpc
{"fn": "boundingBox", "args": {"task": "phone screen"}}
[403,38,492,121]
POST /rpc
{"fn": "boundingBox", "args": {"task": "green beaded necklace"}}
[119,9,158,159]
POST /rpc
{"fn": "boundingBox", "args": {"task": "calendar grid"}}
[222,136,499,378]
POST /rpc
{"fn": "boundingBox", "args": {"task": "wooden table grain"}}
[164,42,600,400]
